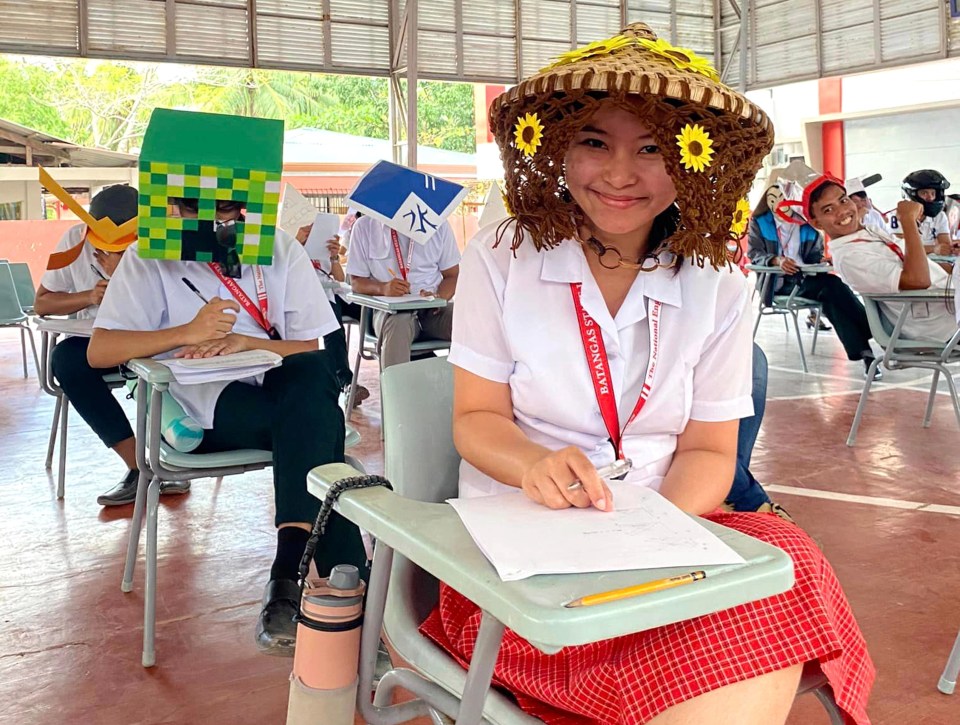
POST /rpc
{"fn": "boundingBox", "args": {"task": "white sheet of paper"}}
[163,350,283,385]
[36,318,95,337]
[449,486,745,582]
[372,293,438,304]
[303,213,342,260]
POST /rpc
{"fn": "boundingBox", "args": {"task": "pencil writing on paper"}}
[90,264,107,281]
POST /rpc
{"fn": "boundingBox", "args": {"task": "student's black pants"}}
[51,336,133,448]
[194,349,366,575]
[323,297,352,391]
[782,274,873,360]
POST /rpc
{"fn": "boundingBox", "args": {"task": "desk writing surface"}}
[343,291,448,312]
[307,466,794,650]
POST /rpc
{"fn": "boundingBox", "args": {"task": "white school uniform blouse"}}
[890,210,949,245]
[829,224,958,342]
[40,224,108,322]
[346,216,461,295]
[451,224,755,499]
[94,229,340,428]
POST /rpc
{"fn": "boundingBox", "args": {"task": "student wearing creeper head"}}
[34,178,191,506]
[807,175,959,342]
[87,109,367,656]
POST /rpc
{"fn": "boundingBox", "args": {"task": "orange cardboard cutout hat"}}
[41,167,138,270]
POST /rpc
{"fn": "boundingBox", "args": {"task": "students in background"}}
[748,176,878,378]
[845,174,890,233]
[34,185,190,506]
[346,215,459,369]
[890,169,953,256]
[87,196,366,655]
[809,179,959,342]
[421,23,873,725]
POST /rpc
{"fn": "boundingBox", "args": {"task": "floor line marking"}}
[765,484,960,517]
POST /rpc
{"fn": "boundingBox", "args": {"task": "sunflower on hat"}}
[513,113,544,158]
[639,37,719,81]
[544,35,634,71]
[730,198,751,236]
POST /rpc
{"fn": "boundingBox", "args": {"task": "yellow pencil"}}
[387,267,397,278]
[564,571,706,608]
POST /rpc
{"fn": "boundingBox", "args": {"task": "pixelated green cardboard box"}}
[138,109,284,266]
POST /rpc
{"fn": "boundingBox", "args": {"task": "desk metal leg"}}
[790,311,809,372]
[46,395,62,470]
[923,370,941,428]
[456,612,505,725]
[847,357,881,446]
[346,307,369,419]
[57,397,69,499]
[142,475,161,667]
[943,368,960,429]
[938,628,960,694]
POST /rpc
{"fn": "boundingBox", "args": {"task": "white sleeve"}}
[447,239,514,383]
[935,212,950,236]
[834,247,901,295]
[283,236,340,341]
[689,273,754,422]
[93,246,166,331]
[39,228,82,293]
[436,222,462,271]
[345,218,374,279]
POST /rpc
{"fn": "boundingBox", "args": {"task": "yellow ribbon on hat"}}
[40,167,139,269]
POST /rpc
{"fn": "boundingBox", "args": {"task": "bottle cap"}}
[328,564,360,591]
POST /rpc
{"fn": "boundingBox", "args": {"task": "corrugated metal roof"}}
[0,118,138,168]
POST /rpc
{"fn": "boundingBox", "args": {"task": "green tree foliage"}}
[0,56,477,154]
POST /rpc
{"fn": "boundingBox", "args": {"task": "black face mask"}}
[921,199,945,218]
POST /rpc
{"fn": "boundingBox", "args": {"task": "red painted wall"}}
[0,220,78,287]
[818,78,844,179]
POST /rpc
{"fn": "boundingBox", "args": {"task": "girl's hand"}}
[520,446,613,511]
[175,333,247,359]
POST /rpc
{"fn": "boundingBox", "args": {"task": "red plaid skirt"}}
[420,512,874,725]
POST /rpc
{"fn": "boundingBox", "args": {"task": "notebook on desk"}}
[163,350,282,385]
[449,486,745,582]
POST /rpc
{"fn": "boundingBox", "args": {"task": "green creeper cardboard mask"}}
[138,109,283,267]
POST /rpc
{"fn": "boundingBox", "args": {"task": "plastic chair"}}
[308,357,845,725]
[847,292,960,446]
[8,262,36,314]
[121,357,364,667]
[0,261,39,378]
[36,318,127,499]
[748,266,823,373]
[344,302,451,418]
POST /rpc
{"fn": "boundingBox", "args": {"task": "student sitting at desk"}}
[748,170,877,378]
[346,214,460,369]
[889,169,953,256]
[807,178,960,342]
[421,24,873,725]
[34,183,190,506]
[87,108,367,655]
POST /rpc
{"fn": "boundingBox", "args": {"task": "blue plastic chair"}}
[0,261,39,378]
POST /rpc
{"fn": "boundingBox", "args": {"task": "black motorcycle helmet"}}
[902,169,950,218]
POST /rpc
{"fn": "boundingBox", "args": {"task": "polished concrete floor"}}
[1,312,958,725]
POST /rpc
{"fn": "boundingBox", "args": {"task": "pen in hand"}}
[181,277,209,305]
[90,264,108,281]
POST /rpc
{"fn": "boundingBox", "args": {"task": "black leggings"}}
[323,297,353,391]
[51,336,133,448]
[194,349,366,575]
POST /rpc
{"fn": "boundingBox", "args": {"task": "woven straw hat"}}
[489,22,774,264]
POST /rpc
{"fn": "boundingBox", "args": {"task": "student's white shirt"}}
[94,229,340,428]
[829,224,958,342]
[773,215,802,263]
[346,216,461,295]
[39,224,107,322]
[451,224,754,499]
[862,208,890,233]
[890,210,949,245]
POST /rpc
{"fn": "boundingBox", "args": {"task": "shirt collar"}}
[539,238,684,309]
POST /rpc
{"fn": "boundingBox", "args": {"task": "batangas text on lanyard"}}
[570,282,662,461]
[389,228,416,281]
[208,262,282,340]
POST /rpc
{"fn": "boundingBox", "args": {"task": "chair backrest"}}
[381,357,460,627]
[862,296,893,348]
[0,263,27,323]
[8,263,35,310]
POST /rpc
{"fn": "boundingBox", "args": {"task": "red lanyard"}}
[208,263,281,340]
[389,228,415,280]
[570,282,663,459]
[848,237,904,261]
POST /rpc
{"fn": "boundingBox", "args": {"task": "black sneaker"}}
[863,357,883,381]
[96,470,191,507]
